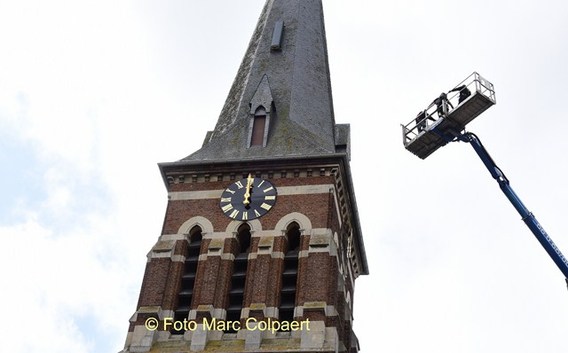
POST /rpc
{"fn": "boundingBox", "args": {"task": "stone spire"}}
[181,0,349,162]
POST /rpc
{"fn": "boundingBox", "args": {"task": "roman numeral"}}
[229,210,239,219]
[263,186,274,193]
[235,181,244,189]
[265,195,276,201]
[254,209,261,218]
[258,180,265,188]
[221,197,232,203]
[260,203,272,211]
[242,211,248,220]
[222,204,234,213]
[225,189,236,195]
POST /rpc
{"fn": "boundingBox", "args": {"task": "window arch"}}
[274,212,312,234]
[236,223,252,254]
[279,222,300,323]
[226,223,252,331]
[172,226,202,333]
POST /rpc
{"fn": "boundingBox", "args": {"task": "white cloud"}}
[0,220,92,352]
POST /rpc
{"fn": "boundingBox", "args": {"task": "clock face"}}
[220,175,277,221]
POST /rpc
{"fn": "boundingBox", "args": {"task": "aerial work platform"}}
[401,72,568,289]
[402,72,496,159]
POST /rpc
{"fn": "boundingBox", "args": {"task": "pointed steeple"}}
[182,0,347,162]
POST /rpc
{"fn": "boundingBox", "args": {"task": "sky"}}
[1,0,568,352]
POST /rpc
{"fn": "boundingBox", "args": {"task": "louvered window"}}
[279,223,300,323]
[226,224,251,331]
[171,226,202,333]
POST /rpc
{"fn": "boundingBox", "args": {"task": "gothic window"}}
[279,222,300,323]
[172,226,202,333]
[226,223,252,331]
[251,107,267,146]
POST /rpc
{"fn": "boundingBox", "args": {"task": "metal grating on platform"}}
[448,92,495,128]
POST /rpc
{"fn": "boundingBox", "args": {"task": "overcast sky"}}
[1,0,568,352]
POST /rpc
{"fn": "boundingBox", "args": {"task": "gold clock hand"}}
[243,173,254,206]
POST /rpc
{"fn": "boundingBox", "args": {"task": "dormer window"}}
[248,75,273,148]
[251,107,266,146]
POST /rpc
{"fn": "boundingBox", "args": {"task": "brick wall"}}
[126,165,359,351]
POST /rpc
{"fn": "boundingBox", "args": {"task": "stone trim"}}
[274,212,313,233]
[188,305,227,320]
[158,233,186,241]
[168,184,335,201]
[248,251,284,260]
[169,189,223,201]
[198,252,235,261]
[225,218,263,233]
[147,240,179,261]
[331,182,343,228]
[295,302,338,317]
[177,216,214,235]
[241,304,278,319]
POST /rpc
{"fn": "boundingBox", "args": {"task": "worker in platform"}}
[415,110,435,132]
[429,92,453,118]
[449,85,471,104]
[415,110,426,132]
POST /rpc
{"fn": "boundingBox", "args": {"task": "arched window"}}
[226,223,252,330]
[172,226,202,333]
[251,107,266,146]
[279,222,300,323]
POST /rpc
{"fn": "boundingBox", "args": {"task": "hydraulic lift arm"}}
[458,132,568,286]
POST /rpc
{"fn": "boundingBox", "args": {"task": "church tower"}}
[121,0,368,352]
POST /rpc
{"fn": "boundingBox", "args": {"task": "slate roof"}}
[159,0,368,275]
[181,0,346,162]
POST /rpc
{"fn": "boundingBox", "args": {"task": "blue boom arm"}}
[458,132,568,283]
